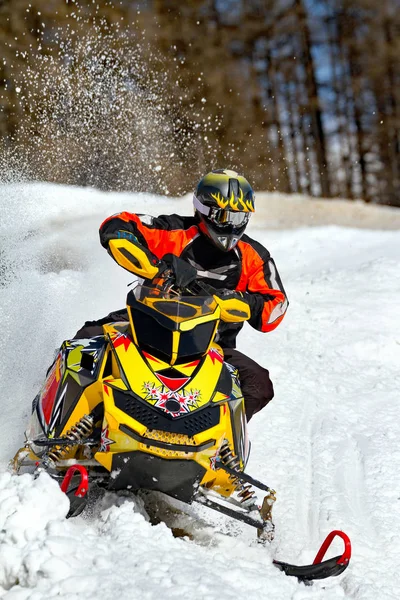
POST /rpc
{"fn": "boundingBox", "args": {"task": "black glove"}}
[160,254,198,289]
[214,289,242,299]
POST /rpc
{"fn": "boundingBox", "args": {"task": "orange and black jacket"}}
[100,212,288,349]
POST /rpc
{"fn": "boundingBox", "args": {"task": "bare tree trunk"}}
[265,49,291,193]
[347,49,369,201]
[326,13,353,198]
[296,78,312,195]
[383,16,400,205]
[294,0,330,197]
[336,15,359,199]
[284,78,301,192]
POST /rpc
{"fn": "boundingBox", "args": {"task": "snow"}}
[0,182,399,599]
[254,192,400,230]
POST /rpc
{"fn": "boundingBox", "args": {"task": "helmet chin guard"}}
[197,215,244,251]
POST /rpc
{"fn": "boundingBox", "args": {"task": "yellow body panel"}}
[61,380,103,436]
[144,352,199,377]
[103,324,225,413]
[24,293,247,503]
[96,386,238,497]
[86,327,243,497]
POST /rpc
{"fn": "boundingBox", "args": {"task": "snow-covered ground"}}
[0,183,399,599]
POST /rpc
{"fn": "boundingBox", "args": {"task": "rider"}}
[75,169,288,421]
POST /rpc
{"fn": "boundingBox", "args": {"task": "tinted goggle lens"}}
[209,208,250,227]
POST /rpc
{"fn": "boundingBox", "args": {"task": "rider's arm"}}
[100,212,160,261]
[99,212,160,278]
[236,239,288,333]
[99,212,198,278]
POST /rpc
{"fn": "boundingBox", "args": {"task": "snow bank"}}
[0,473,300,600]
[0,182,399,599]
[254,191,400,230]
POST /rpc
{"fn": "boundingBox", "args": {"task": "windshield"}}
[133,284,217,323]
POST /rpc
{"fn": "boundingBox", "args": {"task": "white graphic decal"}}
[143,382,201,417]
[100,427,115,453]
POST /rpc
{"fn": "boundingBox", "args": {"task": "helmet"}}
[193,169,255,251]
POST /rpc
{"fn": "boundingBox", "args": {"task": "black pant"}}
[223,348,274,421]
[74,312,274,421]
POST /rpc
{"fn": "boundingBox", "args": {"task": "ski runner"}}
[74,169,288,421]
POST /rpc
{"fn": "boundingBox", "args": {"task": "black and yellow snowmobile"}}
[12,238,351,583]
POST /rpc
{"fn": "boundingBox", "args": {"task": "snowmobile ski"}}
[273,530,351,582]
[194,493,266,529]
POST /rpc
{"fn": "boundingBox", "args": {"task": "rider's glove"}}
[213,289,251,323]
[160,254,198,289]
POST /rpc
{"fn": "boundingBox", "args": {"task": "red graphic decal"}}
[187,390,200,403]
[112,332,131,352]
[142,350,162,363]
[208,347,224,365]
[41,363,60,424]
[156,373,190,392]
[183,360,201,369]
[103,384,110,396]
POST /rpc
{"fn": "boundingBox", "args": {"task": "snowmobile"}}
[12,241,351,583]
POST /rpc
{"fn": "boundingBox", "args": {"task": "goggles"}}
[208,207,250,227]
[193,195,251,228]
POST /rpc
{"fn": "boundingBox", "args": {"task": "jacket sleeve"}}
[100,212,163,266]
[99,211,198,262]
[237,239,288,333]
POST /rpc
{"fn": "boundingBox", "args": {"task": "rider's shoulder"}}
[237,233,271,260]
[149,213,199,232]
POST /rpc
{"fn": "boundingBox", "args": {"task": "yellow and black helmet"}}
[193,169,255,251]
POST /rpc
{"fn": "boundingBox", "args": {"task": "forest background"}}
[0,0,399,206]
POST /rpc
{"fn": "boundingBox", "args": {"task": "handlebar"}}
[152,272,216,298]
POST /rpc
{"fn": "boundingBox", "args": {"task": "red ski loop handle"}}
[313,530,352,566]
[60,465,89,498]
[273,529,352,581]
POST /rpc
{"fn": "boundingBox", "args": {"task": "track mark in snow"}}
[335,435,378,544]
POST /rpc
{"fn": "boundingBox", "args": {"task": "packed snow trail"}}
[0,183,399,599]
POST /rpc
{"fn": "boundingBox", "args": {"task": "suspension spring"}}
[44,415,94,466]
[219,441,256,504]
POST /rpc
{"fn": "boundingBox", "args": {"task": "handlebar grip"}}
[108,239,160,279]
